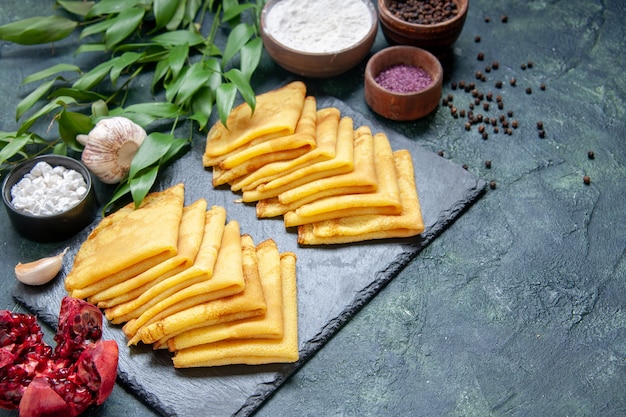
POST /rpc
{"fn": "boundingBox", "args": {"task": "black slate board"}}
[13,97,486,417]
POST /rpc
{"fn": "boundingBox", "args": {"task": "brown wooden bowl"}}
[377,0,469,51]
[364,45,443,121]
[260,0,378,78]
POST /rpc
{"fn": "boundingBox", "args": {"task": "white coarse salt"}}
[10,161,88,216]
[265,0,373,53]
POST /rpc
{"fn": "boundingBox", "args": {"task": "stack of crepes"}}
[203,81,425,245]
[64,183,299,368]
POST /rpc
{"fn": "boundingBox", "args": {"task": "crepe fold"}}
[65,183,185,297]
[297,149,425,245]
[172,250,298,368]
[203,81,306,161]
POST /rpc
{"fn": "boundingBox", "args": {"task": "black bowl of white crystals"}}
[2,155,98,242]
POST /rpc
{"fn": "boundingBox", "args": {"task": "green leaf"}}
[162,137,189,163]
[80,19,115,39]
[173,62,212,106]
[0,16,77,45]
[57,111,94,150]
[128,132,174,179]
[190,86,215,130]
[239,37,262,80]
[16,79,56,121]
[222,23,254,67]
[110,51,145,85]
[153,0,179,29]
[86,0,145,18]
[165,0,187,31]
[123,102,182,118]
[17,96,77,136]
[167,43,189,80]
[151,30,205,46]
[216,82,236,127]
[103,181,131,214]
[105,7,145,49]
[0,134,31,166]
[57,0,96,17]
[75,43,107,55]
[72,61,114,91]
[224,68,255,113]
[130,165,159,208]
[222,3,256,23]
[22,64,81,86]
[152,59,171,91]
[184,0,203,25]
[49,88,107,102]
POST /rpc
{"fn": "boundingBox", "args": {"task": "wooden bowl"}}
[377,0,469,51]
[260,0,378,78]
[364,46,443,121]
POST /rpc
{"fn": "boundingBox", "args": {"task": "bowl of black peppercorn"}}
[378,0,469,53]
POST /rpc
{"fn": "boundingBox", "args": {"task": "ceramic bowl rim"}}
[260,0,378,56]
[378,0,469,29]
[2,154,94,220]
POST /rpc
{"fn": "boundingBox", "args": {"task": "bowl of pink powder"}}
[260,0,378,78]
[364,45,443,120]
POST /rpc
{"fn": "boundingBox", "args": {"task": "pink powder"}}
[375,64,433,93]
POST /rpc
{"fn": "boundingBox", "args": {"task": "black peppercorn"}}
[478,124,485,133]
[493,126,499,134]
[459,80,466,89]
[527,61,533,68]
[521,63,527,70]
[537,121,544,130]
[485,160,492,169]
[489,180,497,189]
[512,120,519,128]
[485,16,491,23]
[538,130,546,138]
[485,65,491,73]
[526,87,532,94]
[462,164,469,170]
[447,94,454,102]
[437,150,444,157]
[540,82,546,90]
[475,36,481,42]
[497,101,504,110]
[486,92,493,101]
[588,150,595,159]
[477,52,484,61]
[507,110,513,117]
[501,15,508,23]
[451,82,457,90]
[495,80,503,88]
[482,131,489,140]
[464,122,471,131]
[483,102,490,111]
[510,78,517,86]
[583,175,591,185]
[459,109,466,117]
[492,61,499,70]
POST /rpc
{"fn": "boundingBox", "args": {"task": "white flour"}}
[265,0,373,53]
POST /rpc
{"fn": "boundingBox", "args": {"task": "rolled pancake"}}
[135,233,267,346]
[65,183,185,294]
[283,133,402,227]
[89,198,208,306]
[172,251,298,368]
[244,116,355,204]
[298,149,425,245]
[167,239,284,351]
[203,81,306,159]
[256,125,377,218]
[106,206,227,324]
[123,217,241,342]
[230,107,341,193]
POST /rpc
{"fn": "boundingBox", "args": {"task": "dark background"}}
[1,0,624,416]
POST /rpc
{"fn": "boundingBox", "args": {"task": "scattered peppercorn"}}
[583,175,591,185]
[485,65,491,73]
[464,122,471,131]
[587,150,595,159]
[485,160,492,169]
[458,80,466,89]
[512,120,519,128]
[478,124,485,133]
[507,110,513,117]
[493,126,499,133]
[484,16,491,23]
[540,82,546,90]
[526,87,532,94]
[477,52,485,61]
[521,63,527,70]
[492,61,499,70]
[482,131,489,140]
[538,130,546,138]
[527,61,533,68]
[510,78,517,86]
[475,35,481,42]
[536,121,544,130]
[437,150,444,157]
[495,80,503,88]
[497,101,504,110]
[459,109,466,117]
[462,164,469,170]
[483,102,490,111]
[501,15,508,23]
[489,180,497,189]
[486,92,493,101]
[451,82,457,90]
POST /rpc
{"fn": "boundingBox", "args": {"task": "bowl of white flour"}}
[260,0,378,78]
[2,155,98,242]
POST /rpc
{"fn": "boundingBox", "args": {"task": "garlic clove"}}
[79,116,147,184]
[15,247,69,286]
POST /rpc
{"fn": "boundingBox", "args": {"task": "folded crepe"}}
[65,183,185,296]
[106,206,227,325]
[123,216,243,342]
[245,116,355,204]
[203,81,306,161]
[210,96,318,187]
[172,251,298,368]
[256,125,377,218]
[167,238,284,351]
[130,232,267,346]
[298,149,425,245]
[90,198,208,307]
[283,133,402,227]
[231,107,341,193]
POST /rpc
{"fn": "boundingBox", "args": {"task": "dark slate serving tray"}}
[14,97,486,417]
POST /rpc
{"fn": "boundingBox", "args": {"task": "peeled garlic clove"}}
[79,116,147,184]
[15,247,69,286]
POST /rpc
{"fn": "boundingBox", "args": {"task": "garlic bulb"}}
[77,116,147,184]
[15,247,69,286]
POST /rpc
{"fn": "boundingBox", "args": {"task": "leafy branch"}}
[0,0,265,210]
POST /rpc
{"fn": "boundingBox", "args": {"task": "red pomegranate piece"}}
[0,297,118,416]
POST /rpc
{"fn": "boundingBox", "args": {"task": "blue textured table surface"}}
[1,1,624,416]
